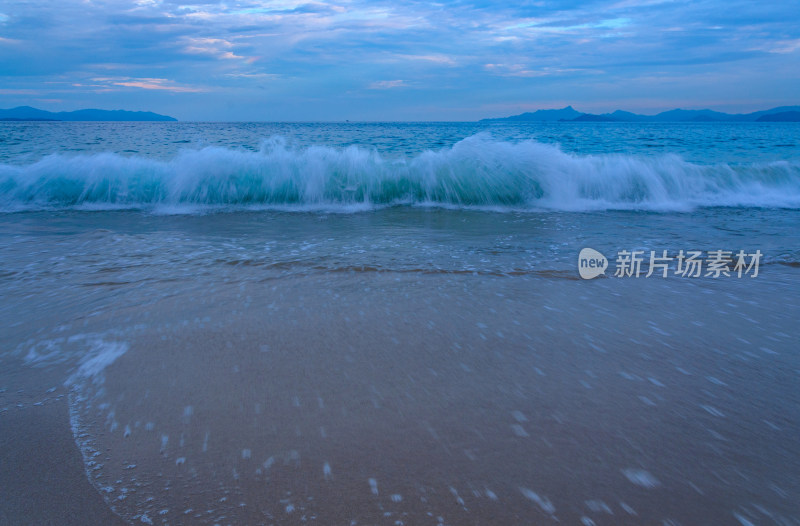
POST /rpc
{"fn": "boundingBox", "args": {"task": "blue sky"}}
[0,0,798,120]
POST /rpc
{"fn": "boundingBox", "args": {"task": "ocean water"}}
[1,121,799,525]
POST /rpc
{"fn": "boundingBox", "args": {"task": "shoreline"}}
[0,396,126,525]
[1,202,798,524]
[51,272,800,524]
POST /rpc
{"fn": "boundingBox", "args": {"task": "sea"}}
[1,121,799,525]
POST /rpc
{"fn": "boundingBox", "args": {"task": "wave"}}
[1,134,799,212]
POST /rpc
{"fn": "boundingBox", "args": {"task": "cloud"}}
[484,63,541,77]
[767,39,800,54]
[0,0,797,119]
[91,77,206,93]
[608,0,677,9]
[0,88,40,95]
[484,63,589,78]
[390,54,458,66]
[180,37,244,60]
[223,72,281,80]
[368,80,407,89]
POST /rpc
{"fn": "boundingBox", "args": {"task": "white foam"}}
[511,410,527,422]
[733,512,756,526]
[449,487,465,506]
[5,135,800,213]
[622,469,660,488]
[66,340,129,385]
[701,405,725,417]
[519,487,556,514]
[585,500,612,514]
[511,424,530,437]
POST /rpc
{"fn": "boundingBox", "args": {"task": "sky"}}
[0,0,799,121]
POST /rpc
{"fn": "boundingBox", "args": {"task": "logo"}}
[578,248,608,279]
[578,247,761,279]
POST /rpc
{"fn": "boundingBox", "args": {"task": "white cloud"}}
[391,54,457,66]
[368,79,406,89]
[223,72,281,80]
[609,0,676,9]
[484,62,593,78]
[181,37,243,60]
[91,77,206,93]
[769,39,800,54]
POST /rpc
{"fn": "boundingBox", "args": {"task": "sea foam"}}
[1,134,799,212]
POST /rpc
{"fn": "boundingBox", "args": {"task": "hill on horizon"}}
[0,106,177,122]
[482,106,800,123]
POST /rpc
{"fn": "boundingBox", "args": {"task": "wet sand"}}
[53,272,800,525]
[1,209,799,525]
[0,395,126,525]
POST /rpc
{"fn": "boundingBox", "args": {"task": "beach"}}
[0,394,127,525]
[1,122,799,524]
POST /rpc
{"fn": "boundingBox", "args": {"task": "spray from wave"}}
[1,134,799,212]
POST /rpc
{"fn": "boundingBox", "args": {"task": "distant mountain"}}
[566,114,619,122]
[742,106,800,121]
[485,106,583,122]
[0,106,177,121]
[647,108,733,122]
[482,106,800,123]
[606,110,650,122]
[756,111,800,122]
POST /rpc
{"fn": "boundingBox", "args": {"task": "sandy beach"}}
[2,121,799,523]
[0,383,126,525]
[4,266,797,524]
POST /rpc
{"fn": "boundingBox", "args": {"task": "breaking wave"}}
[1,134,799,212]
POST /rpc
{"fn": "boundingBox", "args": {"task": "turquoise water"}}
[3,121,799,163]
[1,122,799,525]
[2,122,800,212]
